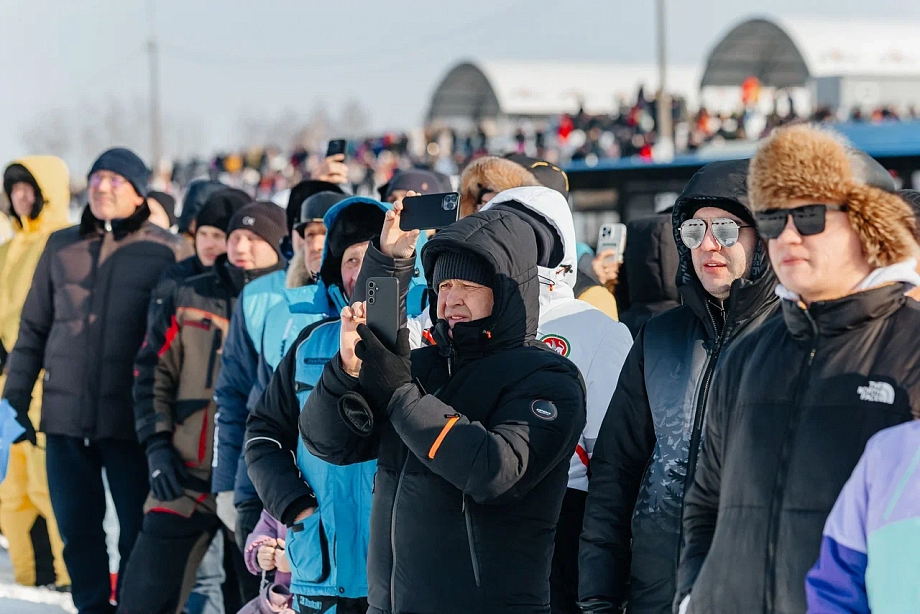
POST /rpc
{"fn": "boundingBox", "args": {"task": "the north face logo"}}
[242,216,255,226]
[857,381,895,404]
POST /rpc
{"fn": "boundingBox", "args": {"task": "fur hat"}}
[459,156,540,218]
[748,124,917,268]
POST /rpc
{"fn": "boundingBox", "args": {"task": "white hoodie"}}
[483,187,634,491]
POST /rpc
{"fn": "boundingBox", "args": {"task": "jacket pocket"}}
[286,512,331,584]
[462,495,482,588]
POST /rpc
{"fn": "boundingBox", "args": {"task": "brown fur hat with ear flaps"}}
[748,124,918,268]
[459,156,540,218]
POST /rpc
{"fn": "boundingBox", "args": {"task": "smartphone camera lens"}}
[368,289,375,297]
[368,281,376,289]
[442,194,458,211]
[368,297,375,304]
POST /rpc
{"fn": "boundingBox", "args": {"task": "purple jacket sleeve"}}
[806,446,871,614]
[243,509,288,577]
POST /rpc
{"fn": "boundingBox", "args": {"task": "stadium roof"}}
[701,17,920,88]
[428,60,701,122]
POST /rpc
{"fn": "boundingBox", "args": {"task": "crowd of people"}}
[1,121,920,614]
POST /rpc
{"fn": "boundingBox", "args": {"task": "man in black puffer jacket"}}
[578,159,779,614]
[676,124,920,614]
[2,148,192,612]
[299,210,586,614]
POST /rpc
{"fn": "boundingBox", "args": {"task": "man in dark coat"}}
[1,147,192,613]
[676,124,920,613]
[578,159,779,614]
[299,210,586,614]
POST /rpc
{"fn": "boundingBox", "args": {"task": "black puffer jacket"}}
[579,159,779,614]
[300,210,586,614]
[3,203,192,441]
[677,283,918,614]
[618,214,680,337]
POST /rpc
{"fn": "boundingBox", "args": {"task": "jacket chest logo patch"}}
[531,400,558,421]
[857,381,895,404]
[540,334,570,357]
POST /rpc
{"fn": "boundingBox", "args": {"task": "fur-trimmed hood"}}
[459,156,540,218]
[749,124,918,268]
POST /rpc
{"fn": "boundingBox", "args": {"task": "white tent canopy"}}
[701,17,920,88]
[428,60,701,123]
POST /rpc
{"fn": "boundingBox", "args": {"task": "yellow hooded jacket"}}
[0,157,71,412]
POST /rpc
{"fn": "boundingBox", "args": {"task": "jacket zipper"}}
[764,308,819,614]
[390,456,410,612]
[677,301,724,561]
[91,233,117,439]
[462,494,482,587]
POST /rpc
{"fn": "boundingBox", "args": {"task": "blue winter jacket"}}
[212,269,287,495]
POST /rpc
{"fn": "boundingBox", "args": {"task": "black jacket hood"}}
[421,209,539,358]
[625,214,680,305]
[178,180,227,234]
[671,158,778,338]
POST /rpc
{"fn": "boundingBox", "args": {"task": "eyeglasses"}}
[754,204,849,239]
[679,218,751,249]
[88,173,127,190]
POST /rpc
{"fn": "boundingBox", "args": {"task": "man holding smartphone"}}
[300,208,586,614]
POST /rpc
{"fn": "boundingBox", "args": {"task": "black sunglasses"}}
[754,204,849,239]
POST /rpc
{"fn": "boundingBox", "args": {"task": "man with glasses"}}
[579,159,779,614]
[1,147,192,613]
[675,125,920,614]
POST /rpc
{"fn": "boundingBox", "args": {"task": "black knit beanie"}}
[196,189,252,233]
[432,250,493,289]
[227,202,288,256]
[88,147,149,198]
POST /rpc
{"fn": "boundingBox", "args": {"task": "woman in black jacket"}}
[299,210,586,614]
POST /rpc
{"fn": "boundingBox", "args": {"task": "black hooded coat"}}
[299,210,586,613]
[578,159,780,613]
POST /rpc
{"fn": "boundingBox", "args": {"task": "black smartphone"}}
[366,277,400,349]
[326,139,347,158]
[399,192,461,231]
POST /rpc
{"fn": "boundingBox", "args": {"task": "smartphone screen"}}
[399,192,461,231]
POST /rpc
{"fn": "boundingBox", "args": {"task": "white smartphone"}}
[597,223,627,263]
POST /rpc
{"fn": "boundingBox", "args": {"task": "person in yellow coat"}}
[0,156,71,589]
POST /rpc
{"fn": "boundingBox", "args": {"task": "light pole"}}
[655,0,674,161]
[147,0,163,166]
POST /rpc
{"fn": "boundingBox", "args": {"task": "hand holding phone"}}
[380,193,422,259]
[399,192,461,231]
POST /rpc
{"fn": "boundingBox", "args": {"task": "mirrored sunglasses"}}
[679,218,751,249]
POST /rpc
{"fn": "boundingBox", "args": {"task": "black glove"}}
[13,413,37,445]
[146,434,188,502]
[235,498,264,553]
[355,325,412,413]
